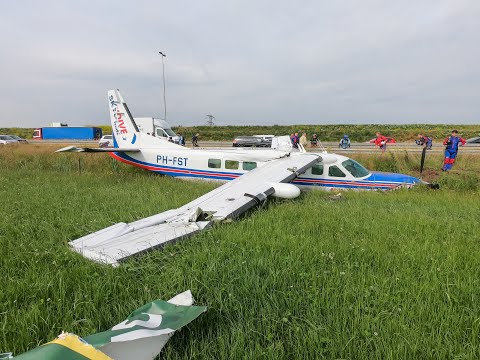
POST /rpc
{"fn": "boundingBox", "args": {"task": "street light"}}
[158,51,167,121]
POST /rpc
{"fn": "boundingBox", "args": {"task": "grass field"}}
[1,144,479,359]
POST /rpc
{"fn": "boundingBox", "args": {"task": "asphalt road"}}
[26,140,480,153]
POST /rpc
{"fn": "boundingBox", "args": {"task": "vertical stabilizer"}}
[108,89,140,148]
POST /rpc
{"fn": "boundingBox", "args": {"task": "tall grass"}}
[0,144,479,358]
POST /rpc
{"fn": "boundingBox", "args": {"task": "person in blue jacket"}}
[442,130,466,171]
[416,134,433,150]
[339,135,351,149]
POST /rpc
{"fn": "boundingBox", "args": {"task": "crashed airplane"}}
[57,89,422,265]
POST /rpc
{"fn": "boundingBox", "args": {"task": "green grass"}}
[1,146,479,359]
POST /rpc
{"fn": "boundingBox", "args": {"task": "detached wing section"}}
[69,154,320,265]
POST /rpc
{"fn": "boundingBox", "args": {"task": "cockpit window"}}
[341,159,370,178]
[328,165,346,178]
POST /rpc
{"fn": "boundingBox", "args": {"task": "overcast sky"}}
[1,0,479,127]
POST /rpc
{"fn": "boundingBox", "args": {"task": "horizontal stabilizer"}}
[56,146,140,153]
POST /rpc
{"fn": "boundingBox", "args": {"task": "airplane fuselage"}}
[110,146,420,191]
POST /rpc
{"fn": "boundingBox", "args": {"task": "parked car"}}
[368,137,396,144]
[233,136,272,147]
[466,136,480,145]
[99,135,114,148]
[0,135,18,145]
[253,134,275,141]
[8,135,28,143]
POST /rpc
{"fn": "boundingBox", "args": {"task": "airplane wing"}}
[69,153,321,265]
[56,146,141,153]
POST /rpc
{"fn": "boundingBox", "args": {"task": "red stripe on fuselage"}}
[110,153,402,188]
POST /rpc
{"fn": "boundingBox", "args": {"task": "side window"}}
[156,128,166,137]
[208,159,221,168]
[328,165,346,177]
[225,160,239,170]
[311,164,324,175]
[243,162,257,171]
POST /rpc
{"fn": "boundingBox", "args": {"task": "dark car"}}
[233,136,272,147]
[466,136,480,145]
[9,135,28,143]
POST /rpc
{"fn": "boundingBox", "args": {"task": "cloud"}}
[0,0,479,127]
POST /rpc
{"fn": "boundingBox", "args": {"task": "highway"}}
[27,139,480,154]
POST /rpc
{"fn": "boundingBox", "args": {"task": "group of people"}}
[373,130,466,171]
[290,132,308,148]
[290,132,321,148]
[174,129,467,172]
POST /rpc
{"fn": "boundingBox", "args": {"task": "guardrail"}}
[26,139,480,152]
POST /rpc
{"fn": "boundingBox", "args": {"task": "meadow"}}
[1,144,479,359]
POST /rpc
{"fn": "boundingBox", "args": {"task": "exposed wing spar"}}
[69,153,321,265]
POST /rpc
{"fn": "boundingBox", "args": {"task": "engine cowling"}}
[270,183,301,199]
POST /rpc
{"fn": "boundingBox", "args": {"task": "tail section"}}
[108,89,140,148]
[108,89,185,150]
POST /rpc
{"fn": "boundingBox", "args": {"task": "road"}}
[27,140,480,153]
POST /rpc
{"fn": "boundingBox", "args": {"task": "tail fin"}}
[108,89,140,148]
[107,89,185,150]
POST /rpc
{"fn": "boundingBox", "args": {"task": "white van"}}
[134,118,180,143]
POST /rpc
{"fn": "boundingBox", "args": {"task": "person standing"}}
[339,135,351,149]
[291,132,299,148]
[442,130,466,171]
[290,133,300,149]
[178,133,185,146]
[374,132,388,153]
[192,133,199,148]
[300,133,308,148]
[416,134,432,150]
[310,133,318,147]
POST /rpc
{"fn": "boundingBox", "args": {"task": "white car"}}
[0,135,18,145]
[99,135,114,148]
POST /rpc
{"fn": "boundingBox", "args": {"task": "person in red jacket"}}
[374,132,388,153]
[442,130,466,171]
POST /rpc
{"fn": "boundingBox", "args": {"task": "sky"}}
[0,0,479,127]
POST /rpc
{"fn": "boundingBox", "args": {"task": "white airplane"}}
[58,89,422,265]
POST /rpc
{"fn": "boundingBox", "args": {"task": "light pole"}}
[158,51,167,121]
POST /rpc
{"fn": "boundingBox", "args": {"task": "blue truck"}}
[33,127,102,140]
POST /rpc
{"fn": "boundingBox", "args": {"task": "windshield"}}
[342,159,370,178]
[164,128,176,137]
